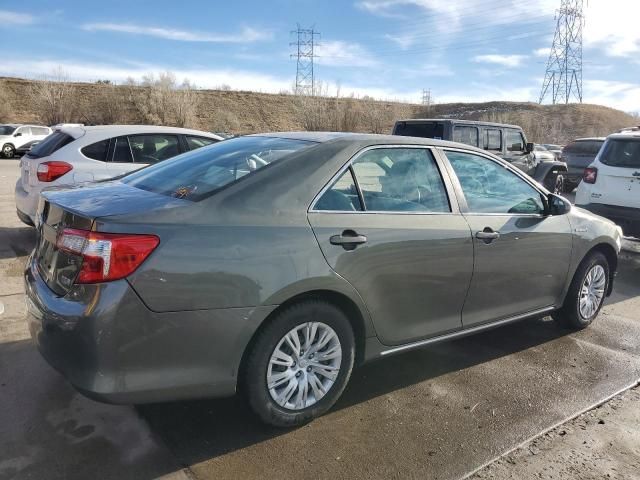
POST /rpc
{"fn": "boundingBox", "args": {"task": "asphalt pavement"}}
[0,159,639,480]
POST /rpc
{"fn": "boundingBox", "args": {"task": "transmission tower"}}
[291,25,320,95]
[422,89,432,113]
[539,0,585,104]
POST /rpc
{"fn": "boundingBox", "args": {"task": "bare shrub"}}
[208,109,241,133]
[29,68,78,125]
[80,83,126,125]
[127,72,198,127]
[296,83,363,132]
[0,83,12,122]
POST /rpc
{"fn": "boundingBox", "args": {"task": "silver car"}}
[26,133,622,427]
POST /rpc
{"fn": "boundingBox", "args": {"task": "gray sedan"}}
[26,133,622,427]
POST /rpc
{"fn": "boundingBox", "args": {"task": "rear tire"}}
[242,300,355,427]
[552,252,609,329]
[2,144,15,159]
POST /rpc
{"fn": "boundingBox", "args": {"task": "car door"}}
[109,134,182,176]
[14,126,32,149]
[503,128,535,175]
[442,148,573,327]
[308,146,474,346]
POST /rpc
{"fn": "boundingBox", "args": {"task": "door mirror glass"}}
[526,142,534,153]
[547,193,571,215]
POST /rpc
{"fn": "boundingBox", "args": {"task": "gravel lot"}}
[0,158,639,480]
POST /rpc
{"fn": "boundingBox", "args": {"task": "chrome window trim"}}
[309,144,456,215]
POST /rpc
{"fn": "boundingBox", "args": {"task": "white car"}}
[575,131,640,239]
[15,125,223,225]
[1,124,52,158]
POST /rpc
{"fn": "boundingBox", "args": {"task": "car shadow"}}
[137,315,568,468]
[0,226,36,260]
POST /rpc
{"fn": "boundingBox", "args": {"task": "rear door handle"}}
[475,228,500,243]
[330,230,367,250]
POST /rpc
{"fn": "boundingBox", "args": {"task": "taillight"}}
[583,167,598,184]
[37,161,73,182]
[57,228,159,283]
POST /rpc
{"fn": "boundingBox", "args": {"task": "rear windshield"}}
[563,140,604,155]
[0,125,16,135]
[599,138,640,168]
[121,136,314,201]
[27,131,74,158]
[394,122,445,139]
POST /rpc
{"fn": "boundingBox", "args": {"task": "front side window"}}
[15,127,31,136]
[599,138,640,168]
[186,136,218,150]
[505,129,525,152]
[128,134,180,164]
[453,126,479,147]
[122,136,313,201]
[486,129,502,151]
[315,148,450,213]
[445,150,544,214]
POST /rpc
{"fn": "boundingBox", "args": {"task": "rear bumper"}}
[565,166,585,184]
[25,257,275,404]
[14,179,38,225]
[576,202,640,238]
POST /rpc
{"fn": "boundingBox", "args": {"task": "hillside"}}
[0,76,635,144]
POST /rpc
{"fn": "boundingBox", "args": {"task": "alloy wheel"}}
[2,145,14,158]
[579,264,606,319]
[267,322,342,410]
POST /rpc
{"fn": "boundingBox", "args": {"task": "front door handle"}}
[475,228,500,244]
[330,230,367,250]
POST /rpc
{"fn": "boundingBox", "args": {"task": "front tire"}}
[553,252,609,329]
[2,144,15,159]
[242,300,355,427]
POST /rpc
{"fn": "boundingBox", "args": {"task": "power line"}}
[539,0,584,104]
[291,24,320,95]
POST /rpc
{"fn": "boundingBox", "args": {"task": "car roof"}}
[394,118,523,130]
[58,125,224,141]
[572,137,606,142]
[607,131,640,140]
[253,131,492,153]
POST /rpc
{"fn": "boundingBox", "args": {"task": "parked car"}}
[0,124,52,158]
[15,125,223,225]
[532,144,556,163]
[561,137,605,193]
[392,119,568,193]
[27,133,621,427]
[541,144,563,160]
[575,131,640,238]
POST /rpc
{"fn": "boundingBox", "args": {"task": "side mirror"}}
[547,193,571,215]
[526,142,534,153]
[14,132,22,137]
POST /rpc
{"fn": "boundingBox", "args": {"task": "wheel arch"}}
[238,289,370,386]
[587,242,618,296]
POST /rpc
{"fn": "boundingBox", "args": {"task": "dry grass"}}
[0,76,635,144]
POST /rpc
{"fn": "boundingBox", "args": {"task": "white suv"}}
[575,131,640,239]
[15,125,223,225]
[1,124,52,158]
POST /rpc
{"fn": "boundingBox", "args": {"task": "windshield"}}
[599,138,640,168]
[0,126,16,135]
[121,136,315,201]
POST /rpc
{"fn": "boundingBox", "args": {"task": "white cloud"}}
[533,47,550,58]
[315,40,378,68]
[584,80,640,111]
[81,23,271,43]
[473,54,528,68]
[584,0,640,57]
[0,10,35,25]
[384,33,415,50]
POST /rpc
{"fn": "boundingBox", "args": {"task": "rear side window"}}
[505,129,525,152]
[394,122,445,139]
[453,126,479,147]
[599,139,640,168]
[81,139,109,161]
[485,129,502,151]
[113,136,133,163]
[32,127,50,135]
[121,136,313,201]
[128,134,180,164]
[15,126,31,136]
[563,140,604,155]
[186,136,218,150]
[27,132,74,158]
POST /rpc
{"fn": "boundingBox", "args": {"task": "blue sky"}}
[2,0,639,110]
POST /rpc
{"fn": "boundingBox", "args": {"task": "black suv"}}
[392,119,568,193]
